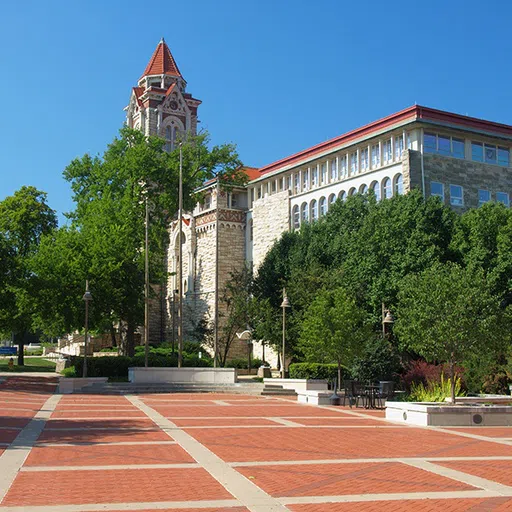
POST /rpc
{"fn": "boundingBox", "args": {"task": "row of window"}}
[431,182,510,207]
[291,174,404,228]
[425,132,510,167]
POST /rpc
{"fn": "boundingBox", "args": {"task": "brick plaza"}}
[1,376,512,511]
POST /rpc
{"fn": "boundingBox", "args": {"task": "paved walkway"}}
[1,376,512,511]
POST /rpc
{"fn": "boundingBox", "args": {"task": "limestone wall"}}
[252,190,290,271]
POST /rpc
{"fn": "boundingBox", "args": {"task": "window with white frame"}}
[165,126,173,152]
[394,174,404,195]
[383,178,392,199]
[431,181,444,200]
[340,155,347,177]
[271,180,277,193]
[360,148,369,171]
[339,190,346,201]
[302,169,309,191]
[311,167,318,187]
[472,142,509,166]
[292,205,300,229]
[294,173,300,193]
[321,163,327,184]
[424,132,465,159]
[383,139,392,163]
[478,189,490,206]
[301,202,309,223]
[395,136,404,160]
[287,175,292,190]
[450,184,464,206]
[360,184,368,194]
[350,152,358,175]
[370,181,380,201]
[320,197,327,216]
[310,199,318,221]
[330,160,338,181]
[328,193,336,206]
[496,192,510,207]
[204,194,212,209]
[371,144,380,168]
[257,186,262,199]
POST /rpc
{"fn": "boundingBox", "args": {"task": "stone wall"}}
[252,190,290,271]
[422,154,512,211]
[402,149,423,193]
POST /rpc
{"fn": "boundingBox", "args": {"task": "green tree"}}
[299,287,370,387]
[395,262,511,403]
[0,186,57,364]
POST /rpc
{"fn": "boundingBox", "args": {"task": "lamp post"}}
[281,288,291,379]
[177,143,184,368]
[381,303,395,337]
[144,194,150,368]
[82,281,93,378]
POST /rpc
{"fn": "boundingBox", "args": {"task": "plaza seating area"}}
[342,379,396,409]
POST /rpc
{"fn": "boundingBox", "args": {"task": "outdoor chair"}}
[342,380,355,407]
[376,381,395,408]
[352,381,367,408]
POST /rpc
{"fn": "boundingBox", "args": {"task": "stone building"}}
[128,40,512,360]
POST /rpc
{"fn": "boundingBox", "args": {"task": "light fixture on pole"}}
[177,143,184,368]
[82,281,93,378]
[381,303,395,336]
[281,288,291,379]
[144,193,150,368]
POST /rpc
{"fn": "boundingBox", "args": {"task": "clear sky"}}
[1,0,511,223]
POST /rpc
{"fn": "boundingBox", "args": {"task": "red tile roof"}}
[142,38,182,78]
[132,87,145,107]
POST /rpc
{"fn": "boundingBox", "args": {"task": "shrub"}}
[350,338,402,383]
[402,360,465,392]
[409,374,465,402]
[225,358,263,369]
[289,362,341,381]
[61,366,76,378]
[100,347,117,352]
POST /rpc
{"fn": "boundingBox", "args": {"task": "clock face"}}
[169,100,178,111]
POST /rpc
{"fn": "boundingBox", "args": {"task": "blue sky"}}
[1,0,511,223]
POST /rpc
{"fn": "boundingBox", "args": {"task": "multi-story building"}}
[128,40,512,358]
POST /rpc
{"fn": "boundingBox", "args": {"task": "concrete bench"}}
[297,389,333,405]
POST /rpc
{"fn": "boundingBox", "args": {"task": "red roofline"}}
[257,105,512,177]
[141,39,182,79]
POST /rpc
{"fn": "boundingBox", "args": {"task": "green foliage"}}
[350,337,402,383]
[225,358,263,369]
[61,366,77,378]
[409,374,464,403]
[289,362,341,380]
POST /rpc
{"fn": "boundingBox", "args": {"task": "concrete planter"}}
[297,390,333,405]
[386,401,512,426]
[263,378,328,392]
[128,367,237,384]
[58,377,107,394]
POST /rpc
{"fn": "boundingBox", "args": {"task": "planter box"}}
[263,378,328,392]
[386,401,512,426]
[58,377,107,394]
[297,390,333,405]
[128,367,237,384]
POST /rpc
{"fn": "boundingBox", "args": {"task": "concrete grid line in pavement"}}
[0,394,62,503]
[126,394,290,512]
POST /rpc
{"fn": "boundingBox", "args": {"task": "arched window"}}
[319,197,327,216]
[338,190,346,201]
[292,205,300,229]
[301,202,309,223]
[328,193,336,206]
[370,181,381,201]
[359,184,368,194]
[310,199,318,221]
[165,126,172,152]
[348,187,356,196]
[394,174,404,195]
[383,178,392,199]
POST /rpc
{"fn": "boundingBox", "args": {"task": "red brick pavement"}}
[289,497,512,511]
[50,410,147,418]
[236,462,474,497]
[173,417,280,427]
[92,509,249,512]
[0,417,31,428]
[187,427,512,462]
[292,417,387,426]
[2,468,233,506]
[437,460,512,487]
[44,418,156,429]
[0,428,22,443]
[36,428,172,444]
[446,427,512,438]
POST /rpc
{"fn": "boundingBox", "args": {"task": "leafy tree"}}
[395,262,511,403]
[0,186,57,364]
[299,287,370,387]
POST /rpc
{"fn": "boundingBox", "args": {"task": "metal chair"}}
[376,381,395,408]
[342,379,355,407]
[352,381,367,408]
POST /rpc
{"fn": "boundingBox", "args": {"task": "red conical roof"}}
[142,38,182,78]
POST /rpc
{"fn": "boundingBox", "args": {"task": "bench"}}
[297,390,333,405]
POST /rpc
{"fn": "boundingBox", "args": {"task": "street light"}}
[82,281,93,378]
[236,329,253,373]
[177,143,184,368]
[381,303,395,336]
[281,288,291,379]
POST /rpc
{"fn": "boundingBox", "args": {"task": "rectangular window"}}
[452,138,465,159]
[287,175,292,190]
[472,142,484,162]
[360,148,369,170]
[450,184,464,206]
[478,189,490,206]
[371,144,380,167]
[302,169,309,191]
[395,136,404,159]
[424,133,437,153]
[294,173,300,193]
[271,180,276,193]
[438,136,451,156]
[485,144,497,164]
[431,181,444,200]
[321,163,327,184]
[498,147,510,167]
[340,155,347,177]
[425,133,465,158]
[257,187,262,199]
[350,152,358,174]
[330,160,338,181]
[407,132,412,149]
[497,192,510,206]
[383,139,392,163]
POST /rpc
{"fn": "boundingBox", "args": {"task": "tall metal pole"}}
[382,302,386,337]
[282,298,286,379]
[177,143,184,368]
[82,280,91,379]
[144,196,150,367]
[213,179,220,367]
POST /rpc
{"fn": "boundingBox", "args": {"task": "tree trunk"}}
[450,359,456,405]
[109,324,117,348]
[17,341,24,366]
[337,360,342,392]
[126,322,135,357]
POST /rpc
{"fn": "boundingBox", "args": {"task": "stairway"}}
[260,383,297,397]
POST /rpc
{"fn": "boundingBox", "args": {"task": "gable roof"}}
[142,38,182,78]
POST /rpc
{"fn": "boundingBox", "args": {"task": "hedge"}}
[225,358,263,369]
[289,362,346,381]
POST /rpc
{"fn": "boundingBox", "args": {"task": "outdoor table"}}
[364,385,380,409]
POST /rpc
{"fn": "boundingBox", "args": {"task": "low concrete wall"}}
[128,367,237,384]
[298,390,333,405]
[386,401,512,426]
[58,377,108,394]
[263,378,328,392]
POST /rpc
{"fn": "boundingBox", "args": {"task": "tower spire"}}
[141,39,182,78]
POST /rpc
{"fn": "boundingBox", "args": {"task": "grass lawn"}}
[0,357,57,373]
